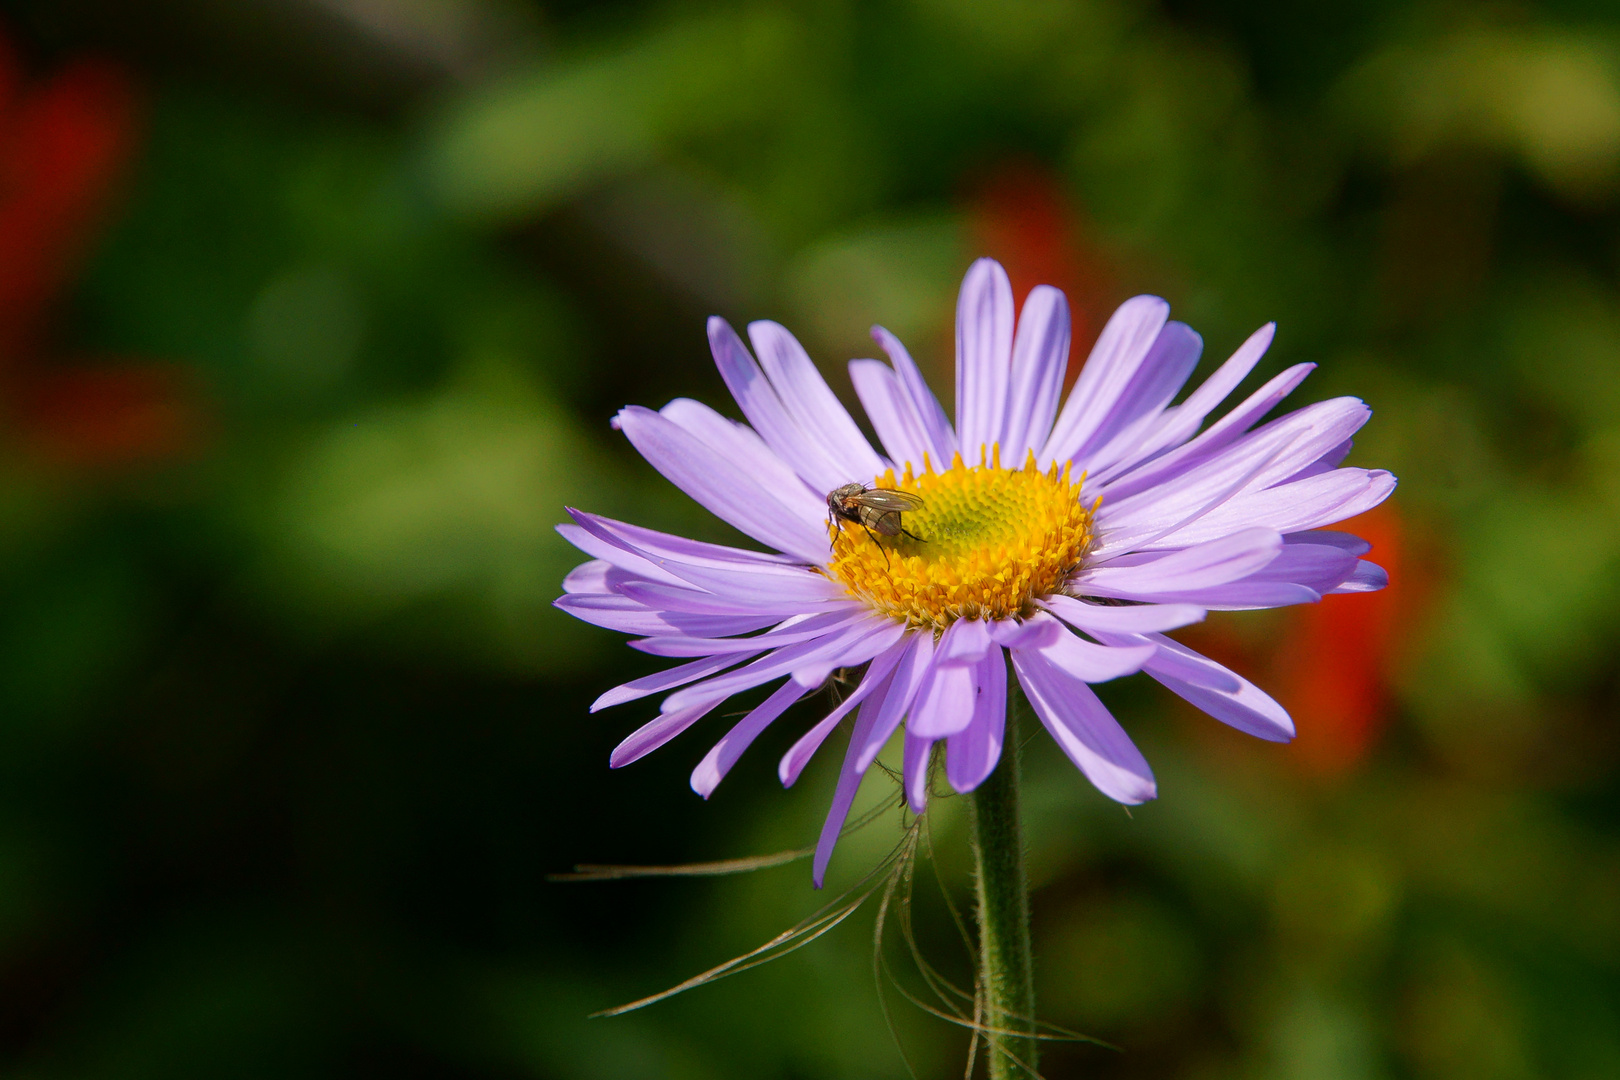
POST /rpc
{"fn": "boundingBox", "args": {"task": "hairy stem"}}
[968,696,1037,1078]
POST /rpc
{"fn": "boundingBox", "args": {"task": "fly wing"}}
[856,489,924,512]
[867,509,904,536]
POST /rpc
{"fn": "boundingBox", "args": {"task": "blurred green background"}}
[0,0,1614,1077]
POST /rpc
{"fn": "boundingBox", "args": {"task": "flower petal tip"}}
[1106,775,1159,804]
[690,751,725,800]
[705,315,744,355]
[1121,294,1171,319]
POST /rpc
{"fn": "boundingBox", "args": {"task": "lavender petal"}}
[1329,559,1389,593]
[661,617,897,713]
[945,648,1007,793]
[1287,529,1372,556]
[1032,618,1157,682]
[1043,295,1170,464]
[557,526,686,586]
[1097,362,1316,503]
[1141,634,1294,741]
[872,326,957,463]
[631,609,868,657]
[937,617,994,665]
[1002,285,1070,459]
[614,405,827,561]
[593,653,753,712]
[617,581,822,617]
[1080,527,1285,595]
[1068,320,1203,470]
[690,679,810,798]
[659,397,824,520]
[903,730,933,814]
[812,690,883,888]
[553,594,778,637]
[1147,469,1395,550]
[1012,648,1158,804]
[706,318,852,495]
[849,359,930,470]
[779,638,908,787]
[955,258,1016,458]
[1092,322,1276,484]
[853,630,935,772]
[906,658,978,738]
[1041,595,1207,634]
[748,320,886,482]
[610,700,722,769]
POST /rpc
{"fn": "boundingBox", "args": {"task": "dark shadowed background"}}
[0,0,1613,1076]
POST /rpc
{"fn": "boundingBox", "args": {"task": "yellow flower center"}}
[828,447,1096,630]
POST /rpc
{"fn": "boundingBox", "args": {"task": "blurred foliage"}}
[0,0,1615,1077]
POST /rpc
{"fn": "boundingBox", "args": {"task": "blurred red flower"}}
[970,161,1114,389]
[1272,504,1414,775]
[0,26,201,467]
[1176,503,1419,776]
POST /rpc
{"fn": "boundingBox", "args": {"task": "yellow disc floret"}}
[828,446,1097,629]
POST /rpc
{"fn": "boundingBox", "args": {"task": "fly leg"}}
[860,523,893,568]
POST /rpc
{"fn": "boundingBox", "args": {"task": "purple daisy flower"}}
[558,257,1393,886]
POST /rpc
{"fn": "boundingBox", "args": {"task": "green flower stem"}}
[968,697,1037,1078]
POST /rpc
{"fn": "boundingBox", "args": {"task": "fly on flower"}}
[556,256,1394,887]
[826,483,926,544]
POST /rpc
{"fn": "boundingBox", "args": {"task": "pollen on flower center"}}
[828,447,1096,629]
